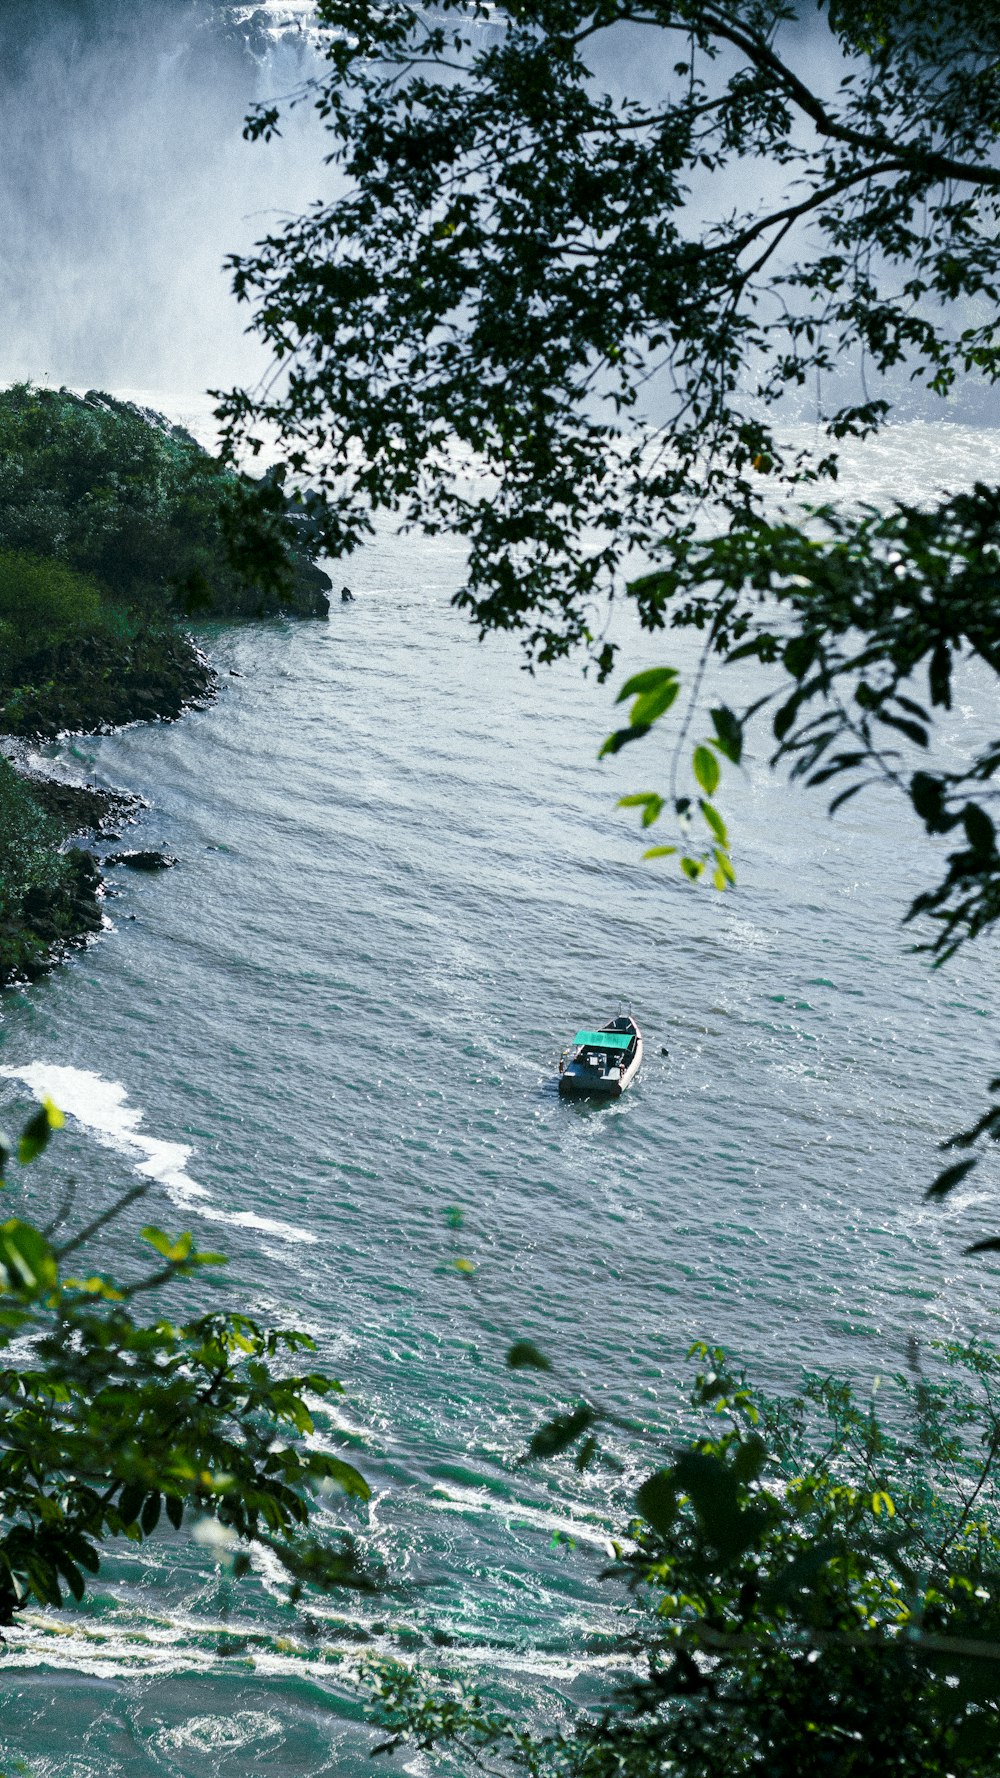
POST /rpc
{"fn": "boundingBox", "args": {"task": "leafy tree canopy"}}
[0,1101,371,1628]
[220,0,1000,1201]
[223,0,1000,641]
[370,1338,1000,1776]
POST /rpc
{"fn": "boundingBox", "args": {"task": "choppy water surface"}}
[0,429,998,1775]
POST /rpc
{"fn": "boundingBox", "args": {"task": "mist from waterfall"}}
[0,1,327,421]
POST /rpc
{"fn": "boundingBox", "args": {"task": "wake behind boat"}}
[558,1015,643,1099]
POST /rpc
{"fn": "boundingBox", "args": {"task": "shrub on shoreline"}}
[0,383,330,619]
[0,758,102,981]
[0,549,215,737]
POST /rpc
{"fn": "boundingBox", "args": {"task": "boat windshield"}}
[573,1030,631,1050]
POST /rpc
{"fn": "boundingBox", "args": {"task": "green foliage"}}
[0,384,327,619]
[0,552,107,674]
[218,0,1000,966]
[0,546,219,740]
[0,1105,372,1626]
[224,0,1000,656]
[0,757,91,982]
[613,683,738,890]
[370,1341,1000,1775]
[506,1340,552,1372]
[626,490,1000,955]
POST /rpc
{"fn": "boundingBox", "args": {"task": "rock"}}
[22,885,57,920]
[2,630,217,741]
[105,850,177,871]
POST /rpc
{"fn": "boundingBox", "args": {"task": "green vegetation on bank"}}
[0,382,329,621]
[0,547,214,737]
[0,382,331,737]
[0,756,103,984]
[0,381,332,982]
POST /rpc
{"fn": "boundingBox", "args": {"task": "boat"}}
[558,1015,643,1098]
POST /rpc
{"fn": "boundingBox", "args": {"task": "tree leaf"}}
[323,1458,372,1501]
[964,804,996,857]
[636,1468,677,1538]
[507,1340,552,1372]
[17,1099,63,1166]
[617,792,664,826]
[141,1226,174,1259]
[527,1404,596,1461]
[575,1434,598,1472]
[714,848,736,886]
[616,666,678,704]
[599,723,651,758]
[783,634,818,679]
[773,694,802,742]
[910,771,949,832]
[928,641,952,709]
[630,680,680,727]
[141,1491,162,1535]
[141,1226,194,1264]
[692,745,720,795]
[710,706,743,764]
[118,1482,146,1529]
[0,1220,58,1296]
[877,710,928,748]
[926,1158,978,1200]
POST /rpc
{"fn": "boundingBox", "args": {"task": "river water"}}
[1,3,1000,1769]
[0,423,996,1776]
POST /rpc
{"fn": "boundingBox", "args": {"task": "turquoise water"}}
[0,435,997,1774]
[3,6,998,1767]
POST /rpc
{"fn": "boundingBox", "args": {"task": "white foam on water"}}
[159,1711,283,1754]
[0,1063,316,1246]
[3,1612,634,1687]
[428,1483,615,1552]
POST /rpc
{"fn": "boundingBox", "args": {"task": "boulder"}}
[105,850,177,871]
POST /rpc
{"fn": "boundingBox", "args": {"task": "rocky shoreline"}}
[0,383,336,990]
[0,629,221,987]
[0,754,145,989]
[0,628,218,739]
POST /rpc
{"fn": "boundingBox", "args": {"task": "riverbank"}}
[0,757,138,988]
[0,627,217,739]
[0,598,218,986]
[0,381,333,987]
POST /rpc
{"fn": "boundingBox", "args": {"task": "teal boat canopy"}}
[574,1030,631,1050]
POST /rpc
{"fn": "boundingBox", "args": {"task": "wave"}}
[0,1062,316,1247]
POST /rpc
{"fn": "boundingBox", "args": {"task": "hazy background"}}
[0,1,325,406]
